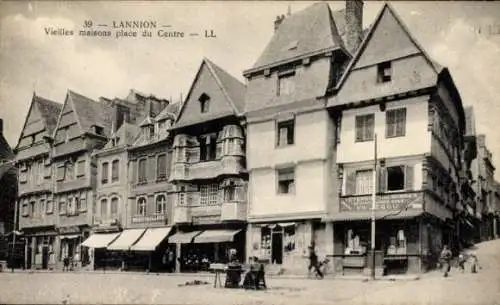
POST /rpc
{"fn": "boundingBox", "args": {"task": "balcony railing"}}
[131,214,167,224]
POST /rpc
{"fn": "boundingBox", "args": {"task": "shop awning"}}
[329,210,423,222]
[130,227,173,251]
[60,234,80,240]
[107,228,145,251]
[193,229,241,244]
[266,222,296,229]
[81,232,121,249]
[168,231,202,244]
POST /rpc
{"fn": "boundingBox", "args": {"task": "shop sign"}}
[340,192,423,212]
[192,215,220,225]
[58,226,81,234]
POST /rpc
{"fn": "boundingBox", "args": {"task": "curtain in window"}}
[279,127,288,146]
[111,160,119,182]
[157,154,167,179]
[137,198,147,215]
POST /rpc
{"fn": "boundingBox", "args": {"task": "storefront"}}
[169,225,245,273]
[129,226,174,272]
[80,232,121,270]
[106,228,146,271]
[24,227,57,270]
[58,225,91,270]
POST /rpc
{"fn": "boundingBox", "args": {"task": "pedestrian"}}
[439,245,452,277]
[468,251,480,273]
[307,244,323,279]
[63,254,70,272]
[457,251,466,273]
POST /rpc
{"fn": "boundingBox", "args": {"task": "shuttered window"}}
[355,114,374,142]
[111,160,119,182]
[355,170,373,195]
[386,108,407,138]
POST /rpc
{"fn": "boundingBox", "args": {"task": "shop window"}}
[277,71,295,96]
[111,159,119,182]
[155,195,166,214]
[276,120,294,147]
[156,154,167,180]
[110,197,119,218]
[277,167,295,194]
[101,162,109,184]
[137,197,147,216]
[199,134,217,161]
[59,201,66,215]
[386,108,407,138]
[284,226,296,252]
[355,114,374,142]
[377,61,392,83]
[199,93,210,113]
[345,229,366,255]
[100,199,108,219]
[138,158,147,183]
[355,169,373,195]
[387,230,407,255]
[387,166,405,191]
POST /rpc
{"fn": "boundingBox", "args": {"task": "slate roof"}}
[250,2,345,71]
[34,95,63,135]
[156,102,180,121]
[68,90,113,136]
[103,121,140,150]
[205,59,246,114]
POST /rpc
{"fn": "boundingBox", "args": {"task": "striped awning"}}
[107,229,145,251]
[130,227,173,251]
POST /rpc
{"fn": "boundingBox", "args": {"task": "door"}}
[271,232,283,264]
[42,246,49,269]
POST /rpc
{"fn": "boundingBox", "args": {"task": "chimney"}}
[345,0,364,54]
[274,14,286,32]
[0,118,3,135]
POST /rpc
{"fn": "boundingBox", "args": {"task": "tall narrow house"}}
[243,2,357,272]
[15,94,62,270]
[51,90,114,269]
[169,58,247,272]
[326,3,466,275]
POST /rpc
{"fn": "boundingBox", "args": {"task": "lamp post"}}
[370,134,378,280]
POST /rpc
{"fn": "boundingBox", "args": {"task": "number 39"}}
[83,20,93,28]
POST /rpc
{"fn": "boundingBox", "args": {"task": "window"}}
[276,120,295,146]
[101,162,109,184]
[100,199,108,218]
[178,187,186,206]
[58,201,66,215]
[94,126,104,136]
[67,197,77,215]
[22,203,28,217]
[79,193,86,211]
[111,160,119,182]
[200,184,219,205]
[40,199,45,216]
[56,164,65,181]
[30,201,36,217]
[110,198,118,218]
[355,114,374,142]
[377,61,392,83]
[277,167,295,194]
[75,197,81,211]
[137,197,147,216]
[46,200,53,214]
[355,169,373,195]
[149,126,155,140]
[386,108,407,138]
[138,159,147,183]
[199,134,217,161]
[76,160,85,177]
[199,93,210,113]
[387,166,405,191]
[66,162,74,180]
[224,182,236,201]
[156,154,167,180]
[155,195,166,214]
[277,72,295,96]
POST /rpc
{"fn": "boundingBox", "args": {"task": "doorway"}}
[271,232,283,264]
[42,246,49,269]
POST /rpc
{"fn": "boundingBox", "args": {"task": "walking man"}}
[440,245,452,277]
[307,244,323,279]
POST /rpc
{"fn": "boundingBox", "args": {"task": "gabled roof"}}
[65,90,113,137]
[103,121,140,149]
[156,102,180,121]
[174,58,246,129]
[333,3,443,92]
[34,95,63,135]
[249,2,345,71]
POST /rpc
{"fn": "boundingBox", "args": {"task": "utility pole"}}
[371,133,378,280]
[11,199,18,272]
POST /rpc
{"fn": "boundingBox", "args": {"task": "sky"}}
[0,1,499,180]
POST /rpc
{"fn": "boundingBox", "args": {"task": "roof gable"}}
[103,121,140,149]
[65,90,113,137]
[250,2,344,71]
[35,96,63,135]
[174,58,245,129]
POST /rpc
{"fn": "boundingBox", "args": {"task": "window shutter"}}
[345,170,356,195]
[386,111,394,137]
[405,165,414,191]
[366,115,374,140]
[355,116,363,141]
[378,168,387,193]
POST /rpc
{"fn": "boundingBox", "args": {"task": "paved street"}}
[1,240,499,305]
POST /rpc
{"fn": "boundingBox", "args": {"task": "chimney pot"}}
[274,14,286,32]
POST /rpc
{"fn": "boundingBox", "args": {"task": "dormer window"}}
[94,125,104,136]
[377,61,392,83]
[199,93,210,113]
